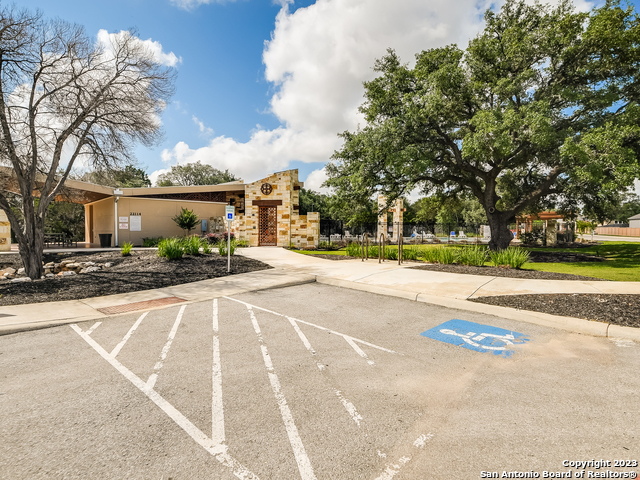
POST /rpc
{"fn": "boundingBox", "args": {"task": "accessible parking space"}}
[0,283,638,479]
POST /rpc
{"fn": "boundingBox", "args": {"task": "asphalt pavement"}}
[1,283,638,479]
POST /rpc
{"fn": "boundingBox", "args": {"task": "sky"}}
[18,0,637,194]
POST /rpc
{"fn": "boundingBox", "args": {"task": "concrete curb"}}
[315,276,633,341]
[0,271,316,337]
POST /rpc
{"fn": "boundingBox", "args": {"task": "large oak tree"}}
[0,6,174,278]
[326,0,640,250]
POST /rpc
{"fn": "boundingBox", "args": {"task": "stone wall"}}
[0,210,10,251]
[234,169,319,248]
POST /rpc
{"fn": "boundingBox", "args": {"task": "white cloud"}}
[156,0,594,188]
[192,116,214,135]
[170,0,234,10]
[304,167,331,194]
[97,29,182,67]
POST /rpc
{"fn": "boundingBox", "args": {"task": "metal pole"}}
[227,220,231,273]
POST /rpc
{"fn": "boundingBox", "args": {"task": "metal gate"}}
[259,206,277,246]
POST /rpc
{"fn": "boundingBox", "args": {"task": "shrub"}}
[205,232,235,244]
[489,247,530,269]
[318,241,339,251]
[456,246,488,266]
[520,231,543,245]
[158,238,184,260]
[182,235,203,256]
[121,242,133,256]
[236,239,249,248]
[172,207,199,236]
[385,248,398,260]
[142,236,163,247]
[437,247,457,264]
[421,246,441,264]
[402,247,420,261]
[345,242,362,257]
[217,238,237,256]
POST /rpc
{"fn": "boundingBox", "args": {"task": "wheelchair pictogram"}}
[421,320,530,357]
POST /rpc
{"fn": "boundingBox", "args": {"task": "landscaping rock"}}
[45,273,55,278]
[11,277,31,283]
[57,271,76,277]
[4,267,15,275]
[17,268,25,275]
[104,262,113,268]
[80,266,101,274]
[44,262,55,268]
[64,263,81,270]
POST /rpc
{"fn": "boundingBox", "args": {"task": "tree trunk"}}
[18,200,46,279]
[487,212,513,251]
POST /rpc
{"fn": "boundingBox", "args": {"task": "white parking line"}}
[146,305,185,391]
[111,312,148,358]
[85,322,102,335]
[246,305,317,480]
[344,336,376,366]
[373,433,434,480]
[223,297,397,355]
[70,324,259,480]
[335,390,363,427]
[212,299,225,445]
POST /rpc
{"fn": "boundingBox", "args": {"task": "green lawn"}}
[296,242,640,281]
[522,242,640,282]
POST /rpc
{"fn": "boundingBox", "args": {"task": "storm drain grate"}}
[97,297,187,315]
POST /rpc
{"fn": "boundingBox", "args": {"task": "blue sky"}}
[18,0,637,192]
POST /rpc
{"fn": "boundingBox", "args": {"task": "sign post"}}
[225,206,235,273]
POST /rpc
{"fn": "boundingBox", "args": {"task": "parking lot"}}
[1,283,638,479]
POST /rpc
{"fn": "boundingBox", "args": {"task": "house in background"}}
[629,213,640,229]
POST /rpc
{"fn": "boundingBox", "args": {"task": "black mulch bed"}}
[0,250,271,306]
[409,263,605,281]
[470,294,640,328]
[527,250,605,263]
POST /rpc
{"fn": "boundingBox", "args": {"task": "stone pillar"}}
[0,210,10,251]
[307,212,320,247]
[377,195,387,240]
[392,198,404,241]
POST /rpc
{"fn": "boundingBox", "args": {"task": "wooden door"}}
[259,206,277,246]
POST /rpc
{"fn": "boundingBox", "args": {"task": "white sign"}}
[119,223,129,230]
[130,215,142,232]
[225,205,235,221]
[119,216,128,223]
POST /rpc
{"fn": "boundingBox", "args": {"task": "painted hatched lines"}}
[111,312,148,357]
[146,305,185,391]
[71,305,259,480]
[246,305,317,480]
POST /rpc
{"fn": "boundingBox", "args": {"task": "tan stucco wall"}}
[86,197,226,246]
[0,210,10,251]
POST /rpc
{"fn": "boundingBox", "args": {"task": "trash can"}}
[98,233,112,248]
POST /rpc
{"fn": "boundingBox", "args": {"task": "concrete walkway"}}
[1,247,638,341]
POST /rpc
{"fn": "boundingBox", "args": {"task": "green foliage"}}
[489,247,530,269]
[436,248,457,265]
[217,238,237,256]
[236,239,249,248]
[299,189,331,217]
[519,230,544,245]
[456,246,488,266]
[156,161,239,186]
[172,208,199,236]
[45,201,85,241]
[402,247,420,260]
[158,238,185,260]
[576,221,597,234]
[318,241,340,251]
[421,246,441,263]
[78,165,151,188]
[142,237,163,247]
[182,236,204,255]
[325,0,640,250]
[120,242,133,256]
[345,242,362,257]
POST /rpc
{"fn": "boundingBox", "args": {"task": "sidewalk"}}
[1,247,639,340]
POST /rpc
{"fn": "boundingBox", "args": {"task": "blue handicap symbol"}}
[421,319,530,358]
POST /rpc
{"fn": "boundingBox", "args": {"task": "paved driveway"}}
[1,284,638,479]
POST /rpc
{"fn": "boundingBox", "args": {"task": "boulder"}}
[80,266,101,274]
[11,277,32,283]
[17,267,25,275]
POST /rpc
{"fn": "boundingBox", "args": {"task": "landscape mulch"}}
[470,294,640,328]
[0,250,271,306]
[409,263,605,281]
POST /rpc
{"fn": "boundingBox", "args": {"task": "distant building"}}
[629,213,640,229]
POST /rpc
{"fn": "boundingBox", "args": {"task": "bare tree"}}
[0,6,175,278]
